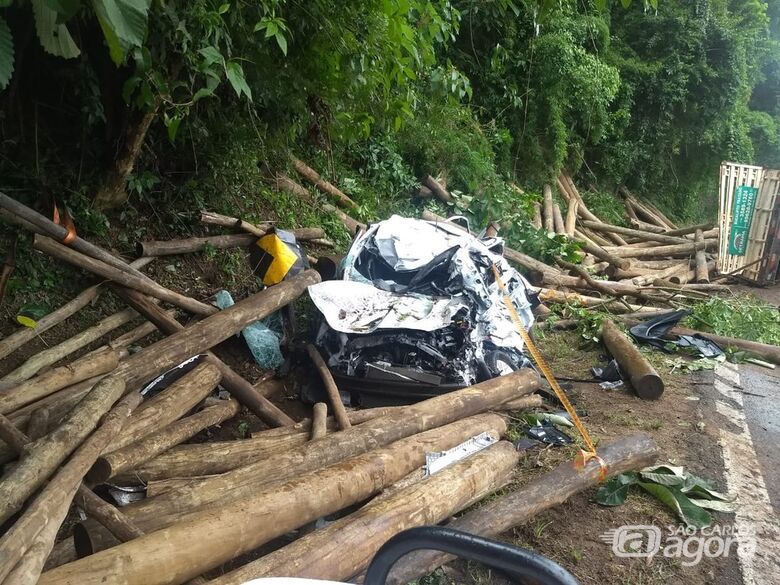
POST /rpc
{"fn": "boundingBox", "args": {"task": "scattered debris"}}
[629,309,724,359]
[526,422,573,446]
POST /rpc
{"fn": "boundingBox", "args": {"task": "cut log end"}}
[633,374,664,400]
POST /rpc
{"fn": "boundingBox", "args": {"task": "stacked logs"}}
[0,193,661,585]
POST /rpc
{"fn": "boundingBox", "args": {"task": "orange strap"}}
[492,264,607,482]
[53,204,77,244]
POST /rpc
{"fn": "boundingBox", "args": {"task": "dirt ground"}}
[464,328,745,585]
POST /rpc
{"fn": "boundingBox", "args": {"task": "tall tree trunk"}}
[94,109,156,210]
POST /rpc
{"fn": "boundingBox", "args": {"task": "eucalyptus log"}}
[0,272,316,522]
[417,185,434,198]
[26,407,51,440]
[111,362,222,452]
[137,228,325,257]
[606,258,687,279]
[422,175,453,204]
[311,402,327,440]
[624,199,639,222]
[574,237,630,270]
[0,412,27,453]
[109,270,319,393]
[694,230,710,283]
[632,261,690,286]
[604,239,716,259]
[74,488,145,543]
[496,393,542,411]
[669,327,780,365]
[0,284,101,362]
[292,157,358,209]
[602,319,663,399]
[669,261,713,285]
[579,220,689,245]
[7,376,103,431]
[564,199,577,235]
[580,226,613,247]
[649,282,730,293]
[111,286,295,426]
[0,377,128,525]
[552,203,565,234]
[211,441,518,584]
[307,344,351,430]
[0,346,122,414]
[0,309,136,386]
[542,184,554,232]
[80,371,539,544]
[89,399,240,483]
[110,397,536,484]
[532,202,542,229]
[0,193,156,284]
[557,174,626,245]
[199,211,271,237]
[385,433,660,585]
[540,273,666,303]
[619,188,676,229]
[275,174,365,234]
[534,288,651,313]
[0,410,143,548]
[0,389,142,584]
[113,427,351,483]
[34,235,217,316]
[45,414,508,585]
[655,222,714,237]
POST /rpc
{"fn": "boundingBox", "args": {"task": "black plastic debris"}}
[526,422,573,446]
[629,310,724,359]
[140,354,207,398]
[591,359,622,382]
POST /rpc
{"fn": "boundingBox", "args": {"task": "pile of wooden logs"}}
[0,192,663,584]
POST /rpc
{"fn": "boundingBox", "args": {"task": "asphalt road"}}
[739,363,780,509]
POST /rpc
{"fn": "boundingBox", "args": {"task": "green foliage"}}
[685,295,780,346]
[0,15,12,88]
[596,465,734,528]
[548,302,606,345]
[0,0,152,89]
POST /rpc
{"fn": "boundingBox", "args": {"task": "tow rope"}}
[491,264,607,481]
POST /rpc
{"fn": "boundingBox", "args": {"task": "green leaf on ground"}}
[637,482,712,528]
[595,473,638,506]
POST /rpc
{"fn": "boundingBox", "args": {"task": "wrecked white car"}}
[308,215,538,405]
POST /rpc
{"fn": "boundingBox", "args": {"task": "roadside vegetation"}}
[0,0,778,329]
